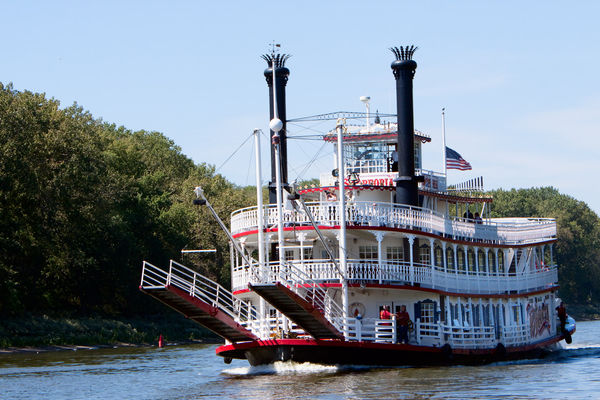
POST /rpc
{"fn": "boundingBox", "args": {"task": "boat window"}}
[302,248,313,260]
[446,247,455,271]
[419,243,430,266]
[359,245,378,260]
[284,250,295,261]
[420,302,435,333]
[478,251,486,272]
[457,248,466,272]
[488,251,496,274]
[434,245,443,267]
[386,246,404,262]
[498,251,504,274]
[467,248,475,272]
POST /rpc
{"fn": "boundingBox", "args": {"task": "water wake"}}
[222,361,339,376]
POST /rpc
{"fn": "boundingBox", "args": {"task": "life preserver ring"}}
[350,302,366,318]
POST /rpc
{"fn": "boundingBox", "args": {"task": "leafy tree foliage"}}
[489,187,600,304]
[0,83,254,316]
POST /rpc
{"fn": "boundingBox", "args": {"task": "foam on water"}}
[222,361,340,376]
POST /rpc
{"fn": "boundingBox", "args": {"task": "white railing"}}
[502,323,530,346]
[141,260,257,323]
[270,261,346,334]
[441,324,497,348]
[230,201,556,245]
[232,259,557,294]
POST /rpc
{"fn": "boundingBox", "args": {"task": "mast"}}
[268,52,290,336]
[253,128,267,338]
[442,108,447,178]
[336,119,349,339]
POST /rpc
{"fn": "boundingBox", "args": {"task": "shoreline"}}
[0,338,223,355]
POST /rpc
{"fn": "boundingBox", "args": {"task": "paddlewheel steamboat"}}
[140,46,575,366]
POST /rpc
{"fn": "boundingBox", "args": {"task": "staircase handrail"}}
[141,260,257,323]
[273,261,345,331]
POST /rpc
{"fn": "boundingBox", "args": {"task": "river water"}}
[1,320,599,400]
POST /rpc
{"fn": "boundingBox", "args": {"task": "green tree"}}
[490,187,600,304]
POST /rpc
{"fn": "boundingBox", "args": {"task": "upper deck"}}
[230,201,556,246]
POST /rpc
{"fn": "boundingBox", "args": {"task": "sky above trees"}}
[1,1,599,214]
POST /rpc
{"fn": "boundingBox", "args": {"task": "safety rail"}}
[232,259,558,294]
[230,201,556,245]
[441,324,496,348]
[270,261,345,332]
[502,323,530,346]
[141,260,257,323]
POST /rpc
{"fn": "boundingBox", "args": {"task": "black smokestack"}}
[390,45,419,206]
[262,53,291,204]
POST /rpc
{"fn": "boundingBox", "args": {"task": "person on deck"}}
[380,305,391,326]
[395,305,411,344]
[556,302,567,331]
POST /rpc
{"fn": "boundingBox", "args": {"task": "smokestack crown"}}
[262,53,291,84]
[390,46,418,78]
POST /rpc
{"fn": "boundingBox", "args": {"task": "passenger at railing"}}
[391,150,398,172]
[353,308,363,322]
[379,305,392,325]
[556,302,567,332]
[474,212,482,224]
[463,211,474,222]
[395,305,411,344]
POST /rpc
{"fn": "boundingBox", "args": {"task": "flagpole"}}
[441,108,447,178]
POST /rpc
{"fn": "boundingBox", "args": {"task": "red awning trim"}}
[323,132,431,143]
[298,185,493,203]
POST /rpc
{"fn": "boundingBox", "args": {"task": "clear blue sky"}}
[2,1,599,215]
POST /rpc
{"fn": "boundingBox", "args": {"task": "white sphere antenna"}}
[269,118,283,133]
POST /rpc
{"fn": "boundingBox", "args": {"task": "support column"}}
[429,238,435,288]
[408,235,415,285]
[478,298,484,327]
[442,242,448,273]
[371,231,386,284]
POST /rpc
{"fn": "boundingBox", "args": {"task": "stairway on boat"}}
[140,260,345,341]
[140,260,258,342]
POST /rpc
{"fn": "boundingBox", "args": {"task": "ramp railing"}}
[141,260,257,323]
[271,261,345,333]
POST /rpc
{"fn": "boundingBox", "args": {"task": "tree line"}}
[0,83,251,317]
[0,84,598,318]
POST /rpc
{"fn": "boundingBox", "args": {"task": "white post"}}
[408,235,415,285]
[254,129,267,338]
[373,231,385,284]
[337,119,349,339]
[270,64,290,336]
[442,108,447,178]
[429,238,435,288]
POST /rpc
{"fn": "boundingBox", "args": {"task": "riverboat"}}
[140,46,575,366]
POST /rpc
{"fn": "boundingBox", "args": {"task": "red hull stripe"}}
[216,328,574,358]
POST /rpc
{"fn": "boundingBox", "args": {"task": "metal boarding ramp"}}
[251,262,345,340]
[140,260,258,342]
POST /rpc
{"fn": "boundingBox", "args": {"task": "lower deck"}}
[216,326,574,366]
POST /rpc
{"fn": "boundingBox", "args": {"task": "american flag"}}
[446,147,472,171]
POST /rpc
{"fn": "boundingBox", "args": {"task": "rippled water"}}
[1,321,599,399]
